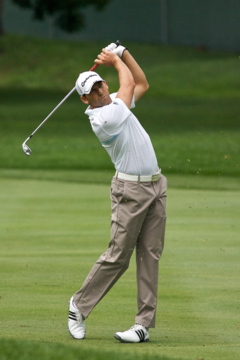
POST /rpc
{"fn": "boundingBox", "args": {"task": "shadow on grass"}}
[0,337,183,360]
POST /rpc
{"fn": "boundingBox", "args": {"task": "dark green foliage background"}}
[0,35,239,177]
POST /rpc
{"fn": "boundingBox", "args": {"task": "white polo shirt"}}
[85,93,159,176]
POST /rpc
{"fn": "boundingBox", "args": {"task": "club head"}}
[22,142,32,156]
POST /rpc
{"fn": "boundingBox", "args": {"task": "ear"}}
[80,95,89,105]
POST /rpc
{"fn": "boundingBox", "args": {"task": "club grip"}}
[89,40,121,71]
[89,63,99,71]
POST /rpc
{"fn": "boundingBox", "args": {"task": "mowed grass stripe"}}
[0,178,239,360]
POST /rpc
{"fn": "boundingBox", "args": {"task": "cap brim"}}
[84,79,104,94]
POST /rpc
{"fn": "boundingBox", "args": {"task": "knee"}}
[120,258,130,272]
[115,257,130,272]
[105,256,130,274]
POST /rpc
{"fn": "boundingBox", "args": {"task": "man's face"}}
[81,81,111,108]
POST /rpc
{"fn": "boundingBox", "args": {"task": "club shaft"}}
[25,86,76,142]
[22,40,120,149]
[23,64,99,144]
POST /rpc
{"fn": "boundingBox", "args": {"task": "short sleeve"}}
[98,98,132,135]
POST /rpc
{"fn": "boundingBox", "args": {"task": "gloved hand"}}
[104,42,127,58]
[112,44,127,58]
[105,42,117,52]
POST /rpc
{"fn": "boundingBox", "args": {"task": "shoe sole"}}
[68,329,85,340]
[114,334,149,343]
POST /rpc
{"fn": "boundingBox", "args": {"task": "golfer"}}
[68,43,167,343]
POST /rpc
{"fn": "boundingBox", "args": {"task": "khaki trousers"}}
[74,174,167,328]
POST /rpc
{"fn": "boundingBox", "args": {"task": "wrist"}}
[113,45,128,58]
[121,48,128,61]
[112,55,123,67]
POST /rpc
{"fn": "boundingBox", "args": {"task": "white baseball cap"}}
[75,71,104,96]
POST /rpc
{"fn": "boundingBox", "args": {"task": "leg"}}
[74,177,152,318]
[135,175,167,328]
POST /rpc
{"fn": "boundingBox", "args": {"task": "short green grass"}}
[0,176,239,360]
[0,34,239,360]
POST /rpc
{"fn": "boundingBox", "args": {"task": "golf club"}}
[22,40,120,156]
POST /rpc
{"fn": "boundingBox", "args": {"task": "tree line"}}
[0,0,112,35]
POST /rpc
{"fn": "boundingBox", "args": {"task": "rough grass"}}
[0,35,239,176]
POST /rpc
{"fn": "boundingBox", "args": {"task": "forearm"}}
[113,56,135,108]
[113,56,134,86]
[121,50,149,101]
[99,42,149,102]
[95,49,133,87]
[94,48,135,108]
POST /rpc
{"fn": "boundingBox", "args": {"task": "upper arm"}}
[116,81,135,109]
[133,82,150,103]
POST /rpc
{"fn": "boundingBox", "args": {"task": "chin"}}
[105,97,112,105]
[100,98,110,106]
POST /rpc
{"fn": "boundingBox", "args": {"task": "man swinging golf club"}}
[68,42,167,343]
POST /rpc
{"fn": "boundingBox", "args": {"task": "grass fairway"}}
[0,174,239,360]
[0,34,239,359]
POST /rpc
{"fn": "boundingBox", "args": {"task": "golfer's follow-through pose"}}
[68,42,167,343]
